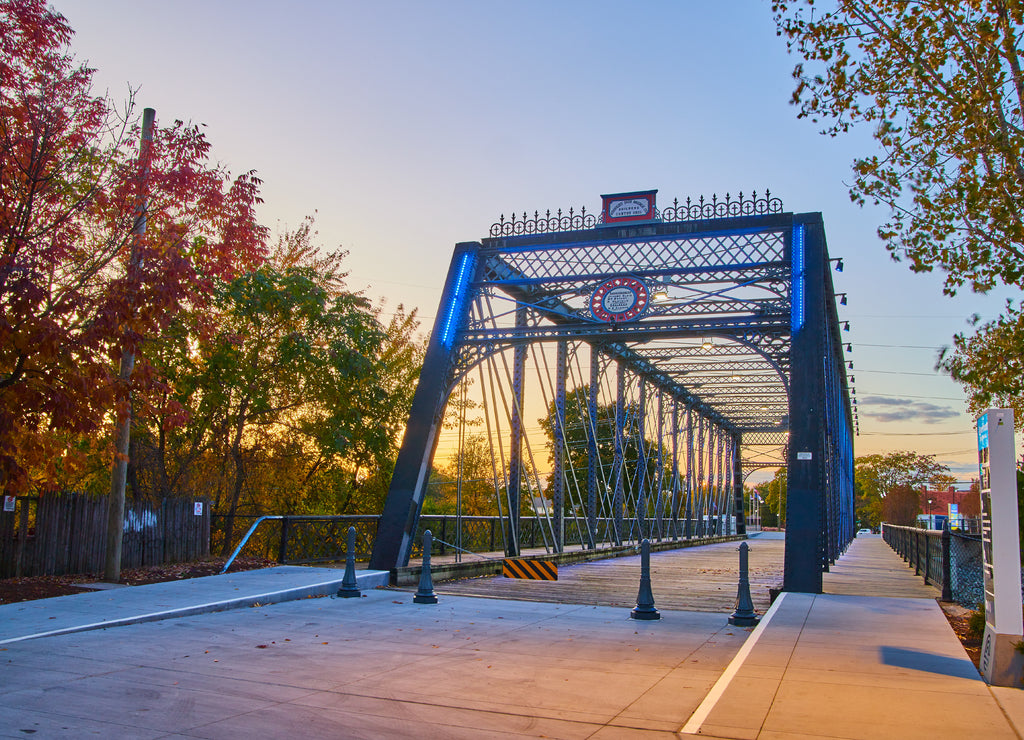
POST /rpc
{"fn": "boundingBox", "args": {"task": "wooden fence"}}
[0,494,211,578]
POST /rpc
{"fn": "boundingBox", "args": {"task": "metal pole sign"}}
[977,408,1024,687]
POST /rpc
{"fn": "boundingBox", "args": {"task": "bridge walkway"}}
[684,534,1011,739]
[425,533,786,614]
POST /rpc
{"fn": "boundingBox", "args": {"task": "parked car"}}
[857,528,872,535]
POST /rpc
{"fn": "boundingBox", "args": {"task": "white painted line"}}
[679,591,789,735]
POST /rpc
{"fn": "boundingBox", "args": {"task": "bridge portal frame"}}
[369,205,854,593]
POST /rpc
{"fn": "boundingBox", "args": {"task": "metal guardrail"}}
[220,516,281,574]
[218,515,379,574]
[215,512,747,574]
[881,522,983,606]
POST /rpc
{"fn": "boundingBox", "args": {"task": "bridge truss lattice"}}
[370,192,855,593]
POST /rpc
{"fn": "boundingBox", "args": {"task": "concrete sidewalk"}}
[683,591,1023,738]
[1,537,1022,738]
[682,535,1024,738]
[0,565,389,645]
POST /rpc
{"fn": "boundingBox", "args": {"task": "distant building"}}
[917,485,981,530]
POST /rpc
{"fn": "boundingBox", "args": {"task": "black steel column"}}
[717,428,728,534]
[784,217,826,593]
[613,361,625,546]
[506,306,527,556]
[636,378,648,539]
[711,425,722,535]
[654,389,665,541]
[696,415,706,537]
[586,346,599,549]
[733,432,746,535]
[669,397,681,540]
[552,340,567,553]
[684,405,694,539]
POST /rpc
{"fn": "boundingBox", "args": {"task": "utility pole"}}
[105,107,155,583]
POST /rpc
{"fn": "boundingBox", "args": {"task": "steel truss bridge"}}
[370,191,855,593]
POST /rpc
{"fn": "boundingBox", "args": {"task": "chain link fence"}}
[881,523,982,606]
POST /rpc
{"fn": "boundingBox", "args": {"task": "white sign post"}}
[977,409,1024,687]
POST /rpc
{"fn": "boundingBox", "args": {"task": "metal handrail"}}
[219,516,283,574]
[430,536,502,561]
[215,512,748,574]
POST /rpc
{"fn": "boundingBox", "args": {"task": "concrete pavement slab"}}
[689,592,1019,739]
[0,565,389,644]
[4,534,1024,738]
[0,588,744,739]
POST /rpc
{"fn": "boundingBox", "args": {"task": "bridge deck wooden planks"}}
[436,539,786,613]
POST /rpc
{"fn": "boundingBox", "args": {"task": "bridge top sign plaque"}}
[601,189,657,224]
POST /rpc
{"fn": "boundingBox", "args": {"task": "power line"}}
[856,392,965,401]
[847,314,966,319]
[852,343,941,349]
[857,430,972,436]
[855,369,941,377]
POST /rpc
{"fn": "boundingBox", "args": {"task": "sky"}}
[51,0,1019,487]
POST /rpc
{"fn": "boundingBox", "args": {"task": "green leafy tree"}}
[938,302,1024,422]
[930,472,959,491]
[856,451,951,493]
[747,481,779,527]
[538,385,657,516]
[854,470,884,530]
[854,451,951,526]
[436,433,500,516]
[422,468,456,515]
[758,467,788,527]
[126,220,424,550]
[773,1,1024,421]
[192,245,384,551]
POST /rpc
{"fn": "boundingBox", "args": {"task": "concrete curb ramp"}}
[0,565,389,644]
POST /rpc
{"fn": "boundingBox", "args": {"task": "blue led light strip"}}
[791,224,805,332]
[439,251,476,348]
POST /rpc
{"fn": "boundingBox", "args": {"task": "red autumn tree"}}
[0,0,267,492]
[959,480,981,518]
[883,484,921,527]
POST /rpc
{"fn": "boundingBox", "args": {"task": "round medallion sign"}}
[590,278,649,322]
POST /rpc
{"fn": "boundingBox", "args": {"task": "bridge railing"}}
[214,513,738,568]
[880,523,983,606]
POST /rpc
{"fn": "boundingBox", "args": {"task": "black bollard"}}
[337,526,360,598]
[630,538,660,620]
[413,530,438,604]
[729,542,759,626]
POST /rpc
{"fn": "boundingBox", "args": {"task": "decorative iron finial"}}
[488,190,783,236]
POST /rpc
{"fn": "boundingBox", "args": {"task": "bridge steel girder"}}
[370,208,854,590]
[552,340,567,553]
[586,347,599,548]
[370,243,480,571]
[733,431,746,535]
[505,306,527,557]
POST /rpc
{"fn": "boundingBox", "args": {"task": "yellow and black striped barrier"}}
[502,558,558,580]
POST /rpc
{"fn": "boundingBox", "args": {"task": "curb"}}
[0,570,389,645]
